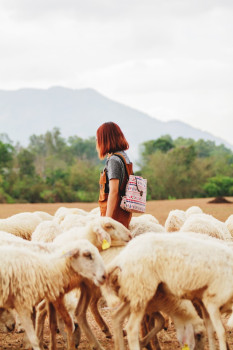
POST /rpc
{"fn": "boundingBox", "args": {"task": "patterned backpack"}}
[114,153,147,213]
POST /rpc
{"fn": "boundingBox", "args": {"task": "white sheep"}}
[36,216,132,349]
[106,232,233,350]
[31,220,63,242]
[100,244,205,350]
[164,209,186,232]
[0,230,54,253]
[180,213,232,241]
[226,214,233,237]
[54,206,88,224]
[0,212,43,240]
[89,207,101,216]
[0,240,106,350]
[33,211,54,221]
[0,230,84,348]
[128,214,163,237]
[185,205,203,218]
[141,285,206,350]
[60,213,96,231]
[54,216,132,250]
[129,221,165,237]
[130,214,159,226]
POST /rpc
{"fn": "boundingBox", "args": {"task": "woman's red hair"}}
[96,122,129,159]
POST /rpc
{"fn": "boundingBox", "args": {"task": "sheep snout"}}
[99,273,107,286]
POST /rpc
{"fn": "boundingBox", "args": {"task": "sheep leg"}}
[15,308,41,350]
[49,302,58,350]
[36,300,48,350]
[197,301,216,350]
[90,292,112,338]
[75,284,104,350]
[204,302,227,350]
[149,313,163,350]
[52,298,76,350]
[140,312,164,350]
[140,315,153,350]
[140,315,158,350]
[112,302,130,350]
[203,314,216,350]
[126,309,145,350]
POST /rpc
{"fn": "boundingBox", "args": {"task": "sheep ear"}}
[104,221,114,230]
[107,266,121,290]
[93,224,112,248]
[61,248,79,259]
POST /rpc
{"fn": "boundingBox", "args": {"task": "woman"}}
[96,122,133,228]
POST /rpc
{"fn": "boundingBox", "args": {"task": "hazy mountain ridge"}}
[0,86,232,163]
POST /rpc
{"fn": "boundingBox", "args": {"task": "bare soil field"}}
[0,198,233,350]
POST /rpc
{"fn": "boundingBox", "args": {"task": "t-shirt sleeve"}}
[107,157,122,181]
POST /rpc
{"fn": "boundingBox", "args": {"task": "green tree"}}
[141,136,174,157]
[17,149,35,176]
[69,159,100,202]
[0,141,14,172]
[68,136,100,164]
[203,176,233,197]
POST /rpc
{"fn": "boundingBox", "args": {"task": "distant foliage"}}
[0,128,102,203]
[139,135,233,200]
[0,129,233,203]
[203,176,233,197]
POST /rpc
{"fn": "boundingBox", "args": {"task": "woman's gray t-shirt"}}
[105,151,130,192]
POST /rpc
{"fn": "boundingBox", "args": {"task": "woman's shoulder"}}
[112,151,130,164]
[107,154,123,168]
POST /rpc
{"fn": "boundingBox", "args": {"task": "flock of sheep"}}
[0,204,233,350]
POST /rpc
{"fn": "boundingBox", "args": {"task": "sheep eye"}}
[83,252,93,260]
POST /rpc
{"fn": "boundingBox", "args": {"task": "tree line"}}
[0,128,233,203]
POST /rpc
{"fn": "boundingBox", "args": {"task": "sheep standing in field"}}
[99,245,205,350]
[31,220,63,242]
[140,284,206,350]
[55,216,132,250]
[130,214,159,227]
[0,230,54,253]
[34,211,54,221]
[0,240,106,350]
[128,214,164,237]
[180,213,232,241]
[89,207,100,215]
[60,213,97,231]
[185,206,203,218]
[129,221,165,237]
[0,212,44,240]
[106,232,233,350]
[54,206,88,224]
[164,209,186,232]
[226,214,233,237]
[36,216,132,349]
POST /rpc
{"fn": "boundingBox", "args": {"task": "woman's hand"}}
[106,178,119,217]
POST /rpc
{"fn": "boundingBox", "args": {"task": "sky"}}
[0,0,233,145]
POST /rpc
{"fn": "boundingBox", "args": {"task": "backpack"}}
[114,153,147,213]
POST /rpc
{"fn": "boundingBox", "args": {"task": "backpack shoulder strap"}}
[113,153,131,179]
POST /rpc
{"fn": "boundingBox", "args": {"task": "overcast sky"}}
[0,0,232,145]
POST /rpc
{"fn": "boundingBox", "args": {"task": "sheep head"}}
[62,239,106,287]
[0,308,15,332]
[92,217,132,249]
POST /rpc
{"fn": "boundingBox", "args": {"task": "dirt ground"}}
[0,198,233,349]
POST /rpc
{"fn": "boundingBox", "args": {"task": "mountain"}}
[0,86,232,163]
